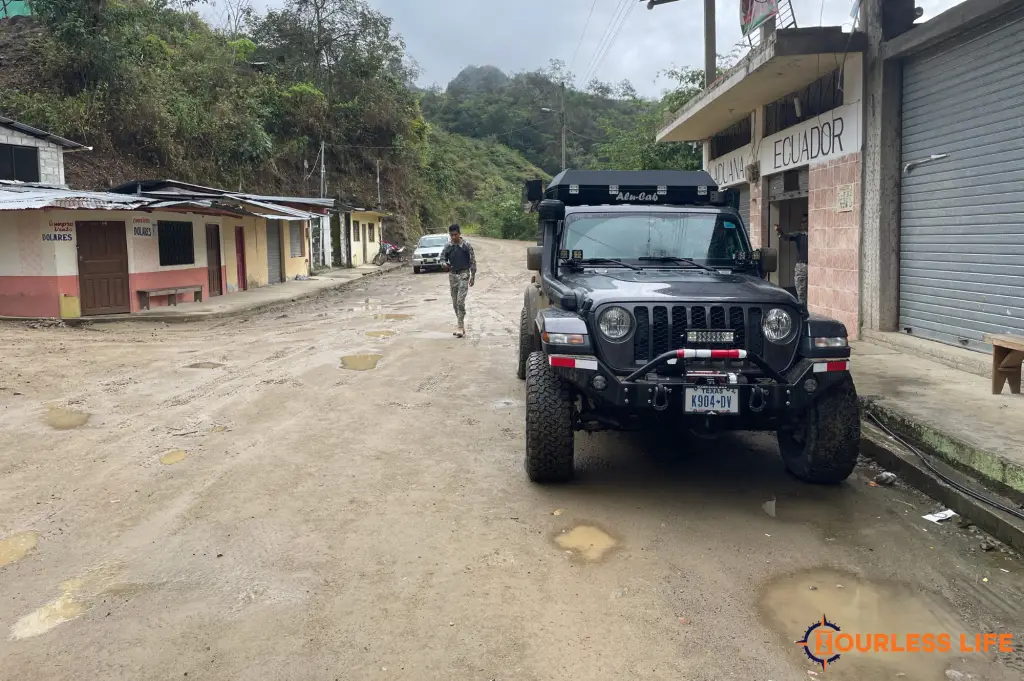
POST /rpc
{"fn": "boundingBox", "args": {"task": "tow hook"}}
[748,385,767,413]
[652,384,669,412]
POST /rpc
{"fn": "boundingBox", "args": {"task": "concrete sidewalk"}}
[852,340,1024,502]
[70,263,403,324]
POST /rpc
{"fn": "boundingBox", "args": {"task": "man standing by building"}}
[776,214,809,304]
[439,224,476,338]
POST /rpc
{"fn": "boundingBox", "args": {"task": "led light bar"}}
[687,330,735,344]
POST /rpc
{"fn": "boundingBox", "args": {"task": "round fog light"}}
[804,378,818,393]
[592,375,608,390]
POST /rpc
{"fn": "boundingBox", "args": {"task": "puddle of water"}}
[186,362,224,369]
[366,330,395,339]
[374,313,411,321]
[340,354,383,371]
[758,569,968,680]
[159,449,188,465]
[45,406,89,430]
[10,578,87,640]
[0,531,39,567]
[555,525,618,562]
[10,592,86,640]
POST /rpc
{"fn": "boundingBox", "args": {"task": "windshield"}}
[563,212,749,264]
[418,235,448,248]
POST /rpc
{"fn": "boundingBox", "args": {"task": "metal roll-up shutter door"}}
[737,183,751,229]
[266,220,283,284]
[899,16,1024,352]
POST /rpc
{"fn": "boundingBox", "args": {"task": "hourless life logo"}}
[797,615,843,670]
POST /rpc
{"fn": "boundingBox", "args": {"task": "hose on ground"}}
[865,412,1024,523]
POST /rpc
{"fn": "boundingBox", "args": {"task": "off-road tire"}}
[777,376,860,484]
[413,266,421,274]
[525,351,574,483]
[516,307,530,380]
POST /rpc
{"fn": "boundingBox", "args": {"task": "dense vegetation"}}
[0,0,706,241]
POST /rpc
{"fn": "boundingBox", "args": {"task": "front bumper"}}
[546,348,851,426]
[413,257,443,268]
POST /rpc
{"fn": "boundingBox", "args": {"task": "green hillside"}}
[0,0,706,242]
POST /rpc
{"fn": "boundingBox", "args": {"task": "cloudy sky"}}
[225,0,966,97]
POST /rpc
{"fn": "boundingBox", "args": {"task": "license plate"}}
[684,386,739,414]
[423,259,435,264]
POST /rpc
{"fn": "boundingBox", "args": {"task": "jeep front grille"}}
[598,303,798,374]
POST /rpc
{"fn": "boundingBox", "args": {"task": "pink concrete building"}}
[0,185,323,318]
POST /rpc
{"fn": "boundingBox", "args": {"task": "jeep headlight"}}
[762,308,794,344]
[597,306,632,342]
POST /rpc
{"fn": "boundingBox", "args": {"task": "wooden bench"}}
[984,333,1024,395]
[137,286,203,311]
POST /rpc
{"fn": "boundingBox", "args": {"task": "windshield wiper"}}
[637,256,716,273]
[572,257,641,271]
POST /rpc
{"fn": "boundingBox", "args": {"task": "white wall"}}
[0,126,66,185]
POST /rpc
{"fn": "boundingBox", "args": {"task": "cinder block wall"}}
[0,127,65,185]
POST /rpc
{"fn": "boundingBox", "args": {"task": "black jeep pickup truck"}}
[517,169,859,485]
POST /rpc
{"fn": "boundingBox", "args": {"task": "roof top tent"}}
[531,169,726,208]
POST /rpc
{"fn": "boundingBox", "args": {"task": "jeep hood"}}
[558,268,797,306]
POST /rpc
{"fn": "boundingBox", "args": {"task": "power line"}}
[569,0,601,75]
[579,0,631,87]
[582,0,636,87]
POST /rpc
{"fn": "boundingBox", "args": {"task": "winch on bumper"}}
[543,346,852,424]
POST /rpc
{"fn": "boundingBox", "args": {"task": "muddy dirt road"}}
[1,237,1022,680]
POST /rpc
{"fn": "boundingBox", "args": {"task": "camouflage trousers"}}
[794,262,808,304]
[449,270,471,326]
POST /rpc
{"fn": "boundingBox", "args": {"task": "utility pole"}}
[541,81,568,172]
[319,140,326,198]
[376,159,382,207]
[560,82,567,172]
[646,0,715,88]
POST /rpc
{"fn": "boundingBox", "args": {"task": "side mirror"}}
[759,247,778,274]
[524,179,544,202]
[526,246,543,272]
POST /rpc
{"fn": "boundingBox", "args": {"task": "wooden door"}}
[235,226,247,291]
[77,221,130,315]
[205,224,222,297]
[361,224,368,265]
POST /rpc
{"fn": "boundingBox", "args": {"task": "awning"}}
[657,27,867,142]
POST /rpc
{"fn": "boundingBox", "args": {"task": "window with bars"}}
[709,117,752,160]
[352,221,360,241]
[289,223,305,257]
[157,221,195,266]
[0,143,40,182]
[763,69,843,137]
[368,223,375,242]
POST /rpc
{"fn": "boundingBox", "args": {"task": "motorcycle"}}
[373,241,405,265]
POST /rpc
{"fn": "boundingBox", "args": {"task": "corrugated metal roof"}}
[236,198,318,221]
[0,116,90,151]
[233,193,336,209]
[0,186,149,210]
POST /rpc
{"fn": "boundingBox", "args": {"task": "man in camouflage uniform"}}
[439,224,476,338]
